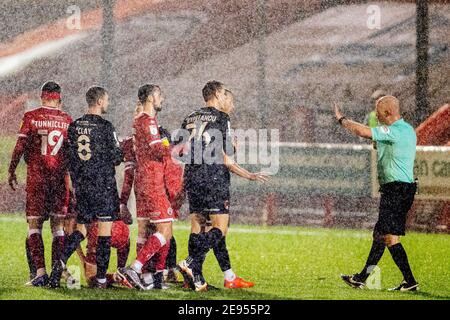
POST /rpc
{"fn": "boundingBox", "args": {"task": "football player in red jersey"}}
[80,220,131,288]
[121,115,183,286]
[118,84,175,290]
[160,126,185,283]
[64,192,132,288]
[8,81,72,286]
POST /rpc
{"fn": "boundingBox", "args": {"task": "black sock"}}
[117,239,130,269]
[205,228,224,250]
[356,240,385,282]
[166,237,177,269]
[190,233,209,276]
[153,271,163,288]
[61,230,85,264]
[213,236,231,272]
[191,228,223,276]
[188,233,202,258]
[388,243,416,284]
[25,238,36,278]
[96,236,111,280]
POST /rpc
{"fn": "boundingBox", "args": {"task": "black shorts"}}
[74,180,120,225]
[186,184,230,216]
[374,182,417,236]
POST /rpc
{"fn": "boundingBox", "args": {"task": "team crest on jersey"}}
[224,200,230,210]
[380,126,390,134]
[167,207,173,216]
[150,125,158,135]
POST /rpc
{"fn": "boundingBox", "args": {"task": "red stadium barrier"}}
[416,104,450,146]
[0,94,27,135]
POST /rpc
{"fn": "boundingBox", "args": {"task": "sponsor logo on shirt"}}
[380,126,390,134]
[150,125,158,135]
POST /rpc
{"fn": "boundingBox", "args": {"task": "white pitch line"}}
[174,225,368,238]
[0,216,369,239]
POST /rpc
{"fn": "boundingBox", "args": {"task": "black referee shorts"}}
[374,181,417,236]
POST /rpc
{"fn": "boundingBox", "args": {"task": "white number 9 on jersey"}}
[38,129,63,156]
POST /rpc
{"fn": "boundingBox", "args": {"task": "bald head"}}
[375,95,401,125]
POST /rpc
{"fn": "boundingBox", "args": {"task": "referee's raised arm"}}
[333,102,372,139]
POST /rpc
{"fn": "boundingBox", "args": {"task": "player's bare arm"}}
[223,153,269,182]
[8,136,28,191]
[333,102,372,139]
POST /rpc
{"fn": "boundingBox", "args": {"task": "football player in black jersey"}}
[177,81,268,291]
[49,86,123,288]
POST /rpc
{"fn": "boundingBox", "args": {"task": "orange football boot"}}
[224,277,255,289]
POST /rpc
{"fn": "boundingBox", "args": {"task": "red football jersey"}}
[18,106,72,173]
[133,113,174,219]
[85,220,130,265]
[133,112,168,194]
[163,147,184,210]
[121,136,136,164]
[119,136,135,204]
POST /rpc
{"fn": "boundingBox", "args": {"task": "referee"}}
[334,96,418,291]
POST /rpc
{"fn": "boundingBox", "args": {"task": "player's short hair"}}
[202,81,224,102]
[41,81,61,94]
[86,86,108,106]
[138,84,160,104]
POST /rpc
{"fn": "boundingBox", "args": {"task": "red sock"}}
[155,244,169,272]
[137,237,152,272]
[136,242,144,256]
[85,247,96,265]
[116,240,130,269]
[51,234,65,268]
[144,253,158,273]
[106,273,115,286]
[28,233,45,271]
[136,234,165,266]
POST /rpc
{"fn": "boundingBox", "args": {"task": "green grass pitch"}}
[0,214,449,300]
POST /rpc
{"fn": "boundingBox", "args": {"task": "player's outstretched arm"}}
[333,102,372,139]
[223,153,269,182]
[8,136,27,191]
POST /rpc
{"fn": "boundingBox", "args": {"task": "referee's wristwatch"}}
[338,116,347,125]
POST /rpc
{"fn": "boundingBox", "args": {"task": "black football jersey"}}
[180,107,234,189]
[67,114,123,216]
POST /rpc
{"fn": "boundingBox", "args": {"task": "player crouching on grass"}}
[118,84,176,290]
[334,96,419,292]
[8,81,72,286]
[64,192,132,288]
[177,82,269,291]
